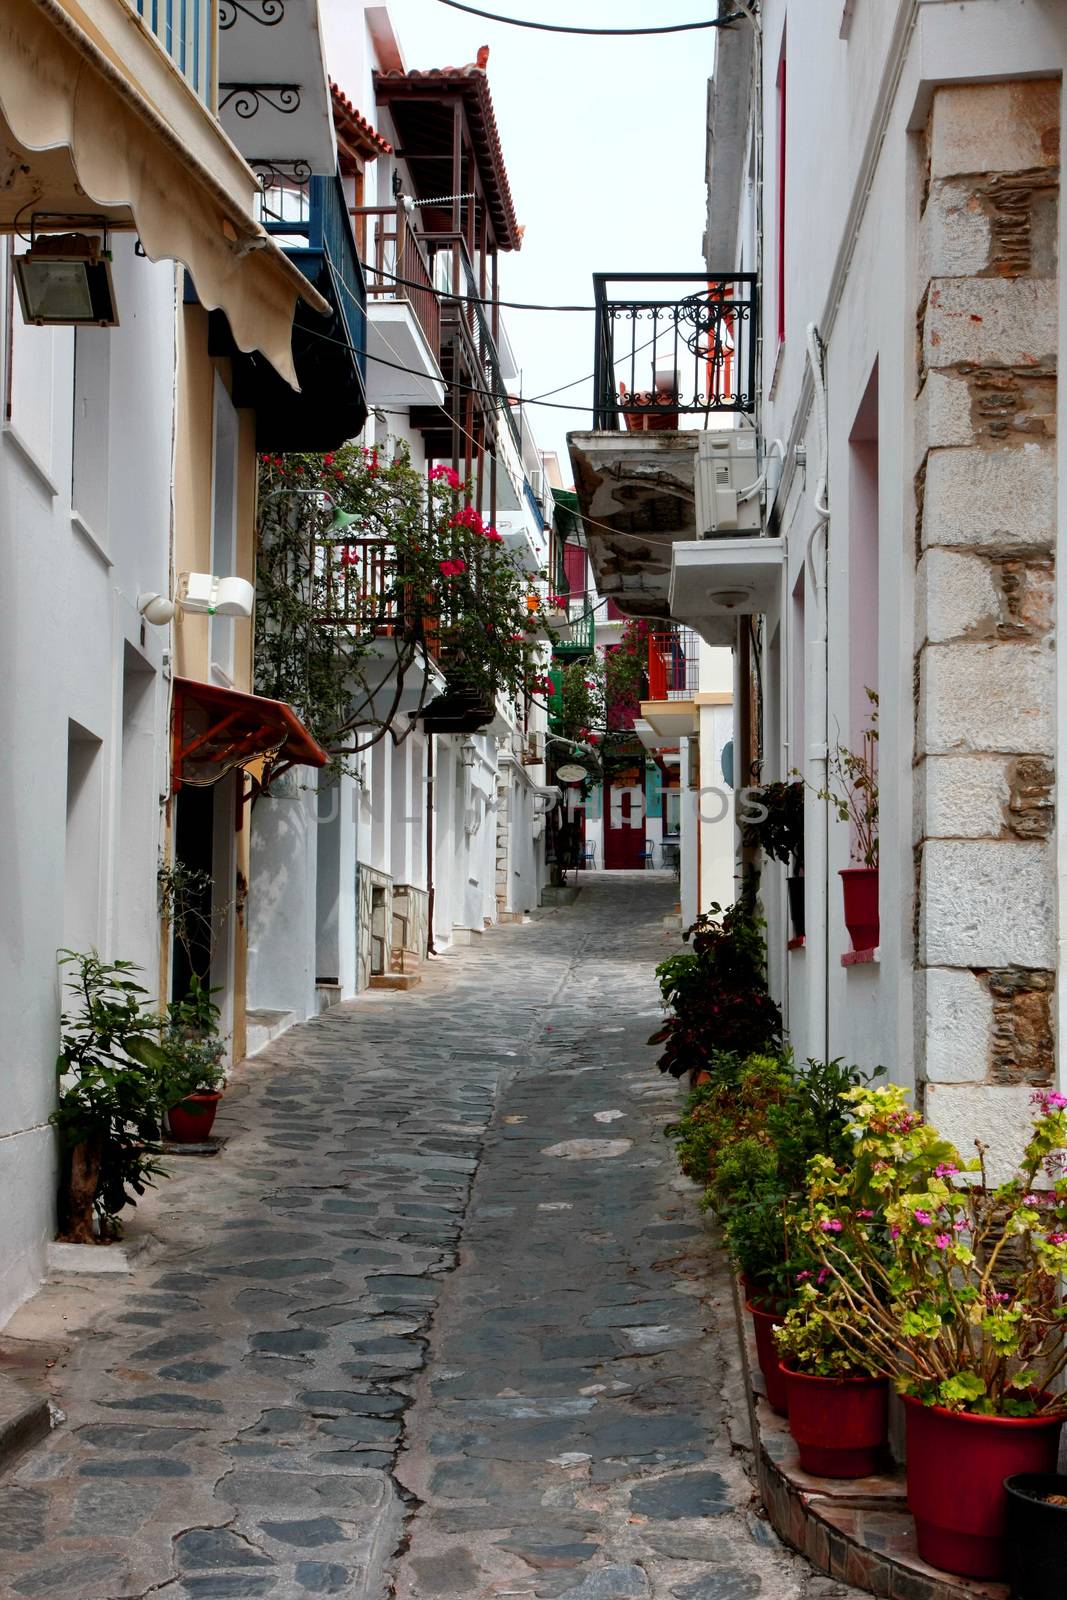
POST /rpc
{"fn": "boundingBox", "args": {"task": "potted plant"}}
[160,977,227,1143]
[649,902,783,1082]
[774,1290,889,1477]
[741,780,805,938]
[51,952,171,1243]
[819,689,878,951]
[1004,1473,1067,1599]
[797,1083,1067,1579]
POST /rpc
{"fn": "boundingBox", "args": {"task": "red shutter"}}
[563,541,586,599]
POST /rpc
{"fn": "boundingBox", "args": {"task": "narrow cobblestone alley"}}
[0,877,854,1600]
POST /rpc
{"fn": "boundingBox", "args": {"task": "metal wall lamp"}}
[14,221,118,327]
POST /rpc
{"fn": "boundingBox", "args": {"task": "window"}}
[775,41,787,348]
[665,788,682,837]
[64,719,104,952]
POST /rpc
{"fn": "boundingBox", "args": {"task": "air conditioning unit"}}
[694,433,762,538]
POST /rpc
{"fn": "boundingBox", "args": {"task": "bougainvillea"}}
[256,442,546,768]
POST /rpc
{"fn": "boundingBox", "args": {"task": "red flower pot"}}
[167,1091,223,1143]
[746,1298,789,1416]
[840,866,878,952]
[783,1365,888,1478]
[903,1395,1064,1579]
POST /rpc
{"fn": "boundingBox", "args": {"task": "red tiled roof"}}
[374,55,522,252]
[331,81,393,161]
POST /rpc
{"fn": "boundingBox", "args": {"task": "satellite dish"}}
[556,763,588,783]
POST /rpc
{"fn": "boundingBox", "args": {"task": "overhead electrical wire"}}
[431,0,747,36]
[366,262,596,312]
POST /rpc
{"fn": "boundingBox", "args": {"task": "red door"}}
[604,771,646,869]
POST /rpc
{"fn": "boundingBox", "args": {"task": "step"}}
[369,972,422,991]
[245,1008,296,1057]
[0,1374,51,1472]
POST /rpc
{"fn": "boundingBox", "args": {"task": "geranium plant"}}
[795,1082,1067,1414]
[740,779,804,868]
[256,442,546,771]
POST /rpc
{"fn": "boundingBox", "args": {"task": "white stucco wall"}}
[0,238,175,1325]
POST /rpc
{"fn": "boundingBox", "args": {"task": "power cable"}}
[365,262,596,312]
[431,1,746,36]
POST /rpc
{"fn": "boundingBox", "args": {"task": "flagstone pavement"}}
[0,872,859,1600]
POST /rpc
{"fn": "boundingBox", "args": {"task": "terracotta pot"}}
[783,1365,888,1478]
[903,1395,1064,1579]
[746,1298,789,1416]
[840,866,878,951]
[167,1091,223,1143]
[1004,1473,1067,1599]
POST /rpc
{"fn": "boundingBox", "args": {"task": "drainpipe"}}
[425,731,436,956]
[804,323,831,1063]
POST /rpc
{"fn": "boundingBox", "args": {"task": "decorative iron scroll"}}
[218,0,285,29]
[251,158,313,190]
[219,84,301,118]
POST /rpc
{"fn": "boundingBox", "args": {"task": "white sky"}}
[381,0,719,478]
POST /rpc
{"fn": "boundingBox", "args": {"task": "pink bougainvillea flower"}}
[819,1218,843,1233]
[855,1208,874,1219]
[934,1233,952,1250]
[817,1268,830,1285]
[934,1163,958,1178]
[889,1225,901,1239]
[795,1270,813,1283]
[1046,1232,1067,1246]
[913,1210,933,1226]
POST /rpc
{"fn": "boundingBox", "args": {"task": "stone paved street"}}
[0,875,855,1600]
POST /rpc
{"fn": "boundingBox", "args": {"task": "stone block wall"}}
[914,81,1059,1138]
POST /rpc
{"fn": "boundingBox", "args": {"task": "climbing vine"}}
[255,441,547,770]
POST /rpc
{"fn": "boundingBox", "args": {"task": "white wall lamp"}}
[138,573,256,626]
[14,221,118,327]
[459,738,478,769]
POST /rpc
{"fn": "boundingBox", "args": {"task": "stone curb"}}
[0,1372,51,1471]
[725,1271,1008,1600]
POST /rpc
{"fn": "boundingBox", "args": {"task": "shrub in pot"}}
[649,903,783,1081]
[774,1290,889,1477]
[740,779,805,938]
[51,952,172,1243]
[797,1083,1067,1579]
[160,977,226,1142]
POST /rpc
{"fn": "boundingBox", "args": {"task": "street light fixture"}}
[14,224,118,327]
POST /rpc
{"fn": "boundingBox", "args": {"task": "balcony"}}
[357,204,445,407]
[217,174,368,449]
[638,629,700,749]
[550,601,596,659]
[569,271,774,636]
[592,273,756,430]
[216,0,336,180]
[125,0,214,104]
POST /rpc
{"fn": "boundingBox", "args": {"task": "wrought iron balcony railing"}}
[125,0,215,104]
[647,629,699,701]
[592,273,757,431]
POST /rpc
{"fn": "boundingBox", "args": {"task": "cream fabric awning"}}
[0,0,329,389]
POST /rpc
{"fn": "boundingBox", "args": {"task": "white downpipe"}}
[805,323,831,1062]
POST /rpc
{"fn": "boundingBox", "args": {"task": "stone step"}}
[369,972,422,991]
[0,1374,51,1472]
[244,1007,296,1057]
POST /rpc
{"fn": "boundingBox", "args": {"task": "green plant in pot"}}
[160,977,226,1143]
[818,689,878,952]
[774,1283,889,1479]
[650,902,783,1082]
[797,1082,1067,1579]
[52,952,172,1243]
[740,780,805,938]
